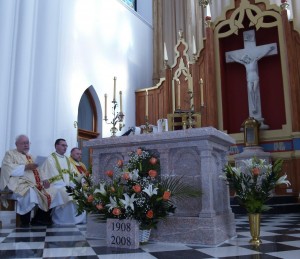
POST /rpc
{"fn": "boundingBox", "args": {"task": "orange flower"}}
[96,204,104,210]
[149,157,157,165]
[137,148,143,155]
[146,210,154,218]
[133,184,142,193]
[117,160,123,168]
[252,167,260,176]
[87,195,94,203]
[123,172,130,180]
[106,170,114,178]
[148,170,157,178]
[163,191,171,201]
[112,207,121,216]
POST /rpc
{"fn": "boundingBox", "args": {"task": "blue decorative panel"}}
[293,137,300,150]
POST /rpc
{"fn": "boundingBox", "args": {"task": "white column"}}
[9,0,38,141]
[30,0,65,155]
[0,0,18,158]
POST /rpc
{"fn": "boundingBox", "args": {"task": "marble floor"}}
[0,213,300,258]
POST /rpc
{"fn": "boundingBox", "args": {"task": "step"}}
[230,195,300,214]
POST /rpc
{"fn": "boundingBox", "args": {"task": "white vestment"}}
[0,150,59,215]
[39,152,86,225]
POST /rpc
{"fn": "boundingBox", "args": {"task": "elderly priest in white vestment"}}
[0,135,62,227]
[39,138,86,225]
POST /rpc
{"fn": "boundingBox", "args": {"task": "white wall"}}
[0,0,153,159]
[137,0,153,26]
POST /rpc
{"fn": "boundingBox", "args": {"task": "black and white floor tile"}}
[1,213,300,258]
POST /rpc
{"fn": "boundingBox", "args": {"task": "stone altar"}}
[84,127,236,246]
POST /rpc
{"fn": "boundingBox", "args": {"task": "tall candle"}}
[207,4,211,17]
[192,36,197,55]
[200,78,204,106]
[177,80,181,109]
[113,77,117,102]
[164,42,168,61]
[145,89,149,117]
[104,93,107,120]
[119,91,122,112]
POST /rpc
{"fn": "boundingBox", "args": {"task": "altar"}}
[84,127,236,245]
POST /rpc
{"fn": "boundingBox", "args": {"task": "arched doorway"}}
[77,86,101,168]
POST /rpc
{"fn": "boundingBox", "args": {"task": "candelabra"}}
[186,90,195,129]
[182,88,204,130]
[104,99,125,137]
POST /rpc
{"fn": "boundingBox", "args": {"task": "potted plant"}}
[220,157,290,245]
[67,148,201,243]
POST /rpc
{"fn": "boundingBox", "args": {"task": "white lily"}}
[120,193,136,211]
[143,184,158,197]
[276,174,291,186]
[94,183,106,195]
[106,196,118,211]
[232,166,242,177]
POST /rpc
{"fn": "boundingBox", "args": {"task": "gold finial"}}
[205,16,212,27]
[280,0,289,10]
[199,0,211,8]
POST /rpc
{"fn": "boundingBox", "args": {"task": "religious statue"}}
[225,30,278,129]
[227,46,275,115]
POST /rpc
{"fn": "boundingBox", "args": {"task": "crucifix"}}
[225,30,278,129]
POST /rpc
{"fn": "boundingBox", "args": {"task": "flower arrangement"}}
[220,157,290,214]
[67,148,201,230]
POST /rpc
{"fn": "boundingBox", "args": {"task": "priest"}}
[0,135,57,227]
[69,147,88,175]
[39,138,86,225]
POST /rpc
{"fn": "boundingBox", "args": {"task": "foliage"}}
[67,148,201,230]
[220,157,290,214]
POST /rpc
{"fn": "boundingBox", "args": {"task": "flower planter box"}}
[106,218,139,249]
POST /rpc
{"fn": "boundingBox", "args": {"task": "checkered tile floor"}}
[1,213,300,258]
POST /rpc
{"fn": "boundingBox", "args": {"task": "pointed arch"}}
[77,85,101,167]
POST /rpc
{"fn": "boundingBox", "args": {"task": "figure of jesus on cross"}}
[225,30,278,129]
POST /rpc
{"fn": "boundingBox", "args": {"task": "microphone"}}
[122,127,134,136]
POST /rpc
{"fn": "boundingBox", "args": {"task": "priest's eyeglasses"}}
[20,142,30,145]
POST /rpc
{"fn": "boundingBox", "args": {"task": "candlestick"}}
[190,90,193,109]
[119,91,122,112]
[113,77,117,102]
[104,93,107,120]
[145,89,149,117]
[104,79,125,136]
[164,42,168,61]
[177,80,181,109]
[192,36,197,55]
[200,78,204,106]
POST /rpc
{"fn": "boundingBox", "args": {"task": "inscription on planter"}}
[106,218,139,249]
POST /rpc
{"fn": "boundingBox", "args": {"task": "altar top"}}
[84,127,235,149]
